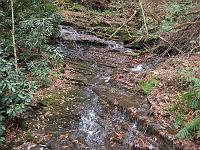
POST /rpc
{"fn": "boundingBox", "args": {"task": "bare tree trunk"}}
[10,0,18,75]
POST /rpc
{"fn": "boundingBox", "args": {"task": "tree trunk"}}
[11,0,18,75]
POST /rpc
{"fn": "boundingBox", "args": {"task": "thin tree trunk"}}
[11,0,18,75]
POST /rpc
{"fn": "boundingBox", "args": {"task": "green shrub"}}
[27,61,51,86]
[0,58,37,117]
[0,0,63,143]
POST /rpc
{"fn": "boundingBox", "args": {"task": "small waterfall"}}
[58,25,134,59]
[78,87,106,150]
[77,86,132,150]
[59,25,83,58]
[60,26,81,51]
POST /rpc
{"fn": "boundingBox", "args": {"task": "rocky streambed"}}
[7,25,187,150]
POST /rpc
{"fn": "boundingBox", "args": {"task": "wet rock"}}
[148,123,165,131]
[130,64,144,73]
[58,25,132,52]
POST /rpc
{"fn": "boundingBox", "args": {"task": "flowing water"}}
[14,26,178,150]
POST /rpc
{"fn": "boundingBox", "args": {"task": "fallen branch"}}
[159,36,183,54]
[139,0,148,36]
[126,44,161,57]
[184,10,200,16]
[109,10,137,39]
[189,46,200,55]
[63,77,90,86]
[173,20,200,30]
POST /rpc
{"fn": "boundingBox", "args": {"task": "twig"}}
[154,47,171,65]
[188,46,200,55]
[109,10,137,38]
[159,36,183,54]
[126,45,160,57]
[139,0,148,36]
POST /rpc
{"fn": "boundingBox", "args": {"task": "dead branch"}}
[139,0,148,36]
[173,21,200,30]
[184,10,200,16]
[189,46,200,55]
[109,10,137,38]
[159,36,183,54]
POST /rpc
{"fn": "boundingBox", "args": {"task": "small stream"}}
[14,26,178,150]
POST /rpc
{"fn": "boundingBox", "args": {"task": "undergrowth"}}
[0,0,62,143]
[139,77,158,96]
[172,66,200,139]
[160,2,192,32]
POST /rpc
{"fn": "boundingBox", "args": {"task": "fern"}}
[173,115,183,129]
[176,117,200,139]
[175,77,200,138]
[172,66,200,139]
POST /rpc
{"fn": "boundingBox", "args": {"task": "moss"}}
[139,77,159,96]
[43,90,73,104]
[102,27,117,34]
[71,3,88,12]
[40,87,85,112]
